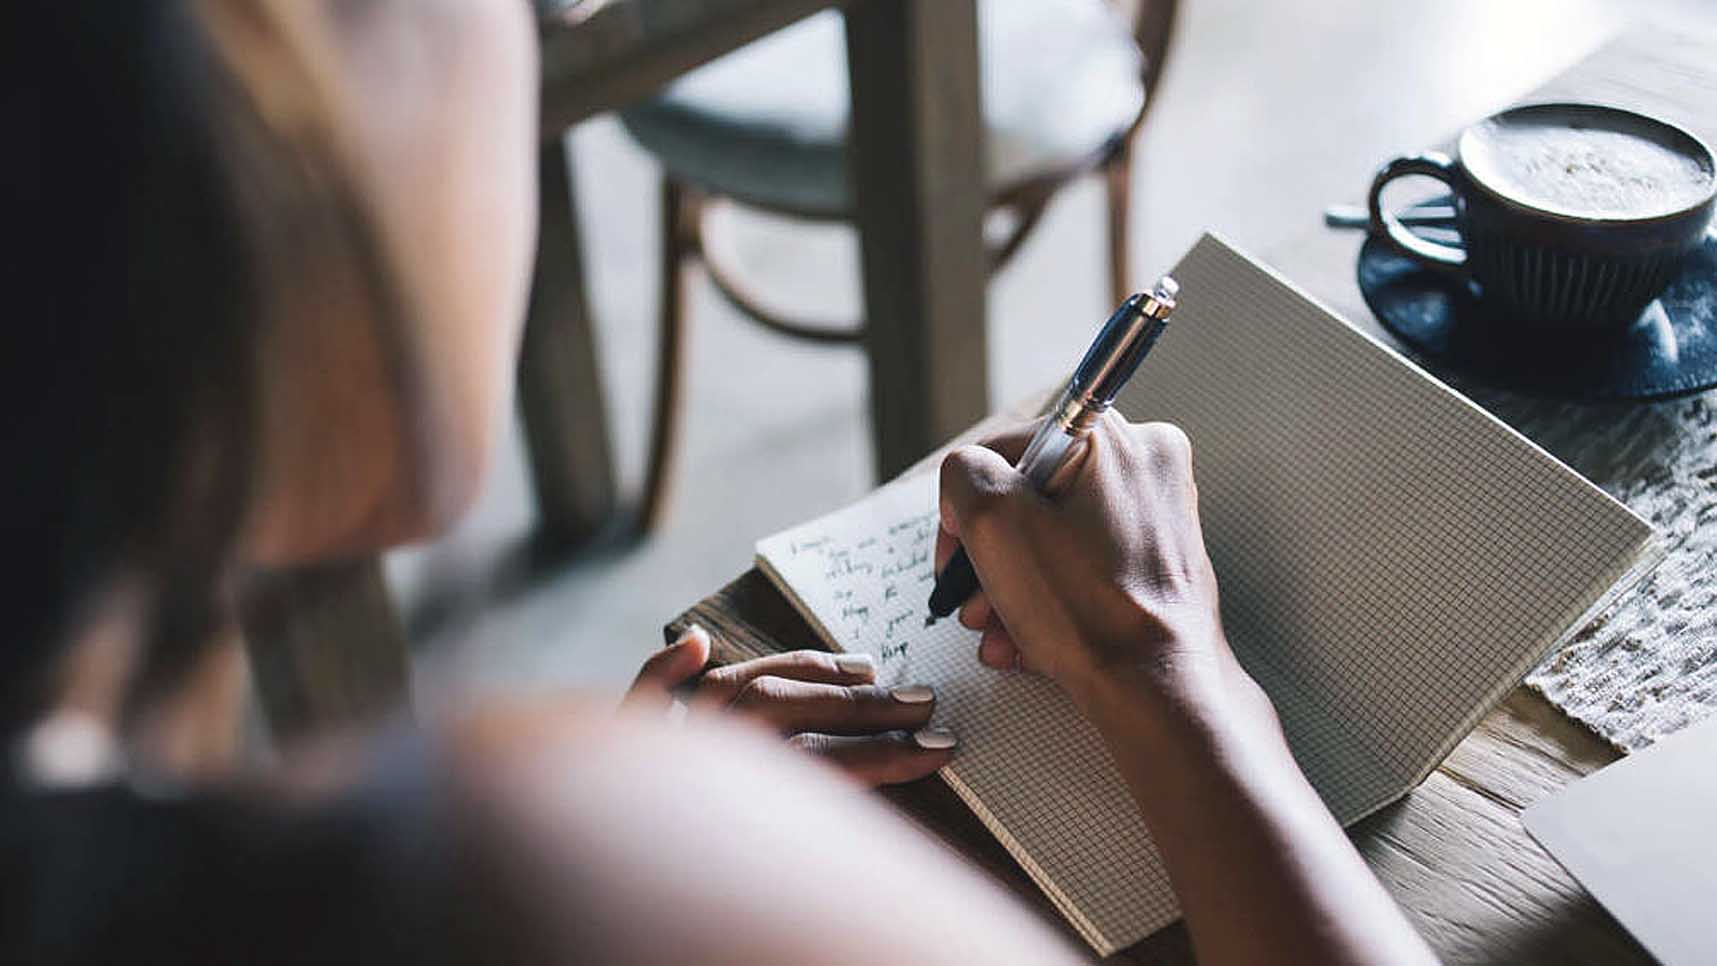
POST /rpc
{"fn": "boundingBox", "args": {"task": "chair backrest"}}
[1113,0,1179,106]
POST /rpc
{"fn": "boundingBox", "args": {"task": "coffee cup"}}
[1368,103,1716,330]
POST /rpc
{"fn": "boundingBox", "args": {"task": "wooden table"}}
[668,25,1717,963]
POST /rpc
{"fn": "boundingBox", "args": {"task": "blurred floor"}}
[386,0,1704,704]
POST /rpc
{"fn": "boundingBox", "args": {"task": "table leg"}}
[518,134,619,542]
[844,0,989,479]
[239,557,410,743]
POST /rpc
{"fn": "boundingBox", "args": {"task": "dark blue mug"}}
[1369,103,1716,330]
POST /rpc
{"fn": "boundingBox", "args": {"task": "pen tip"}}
[923,615,937,628]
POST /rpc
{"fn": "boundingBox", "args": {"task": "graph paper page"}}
[755,233,1655,955]
[1121,235,1654,821]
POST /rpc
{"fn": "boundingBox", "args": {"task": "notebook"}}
[754,233,1659,955]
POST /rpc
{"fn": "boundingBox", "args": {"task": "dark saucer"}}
[1357,232,1717,401]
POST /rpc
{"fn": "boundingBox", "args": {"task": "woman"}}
[3,0,1434,962]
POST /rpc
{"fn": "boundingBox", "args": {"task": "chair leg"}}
[519,137,619,544]
[1104,142,1135,306]
[639,178,694,532]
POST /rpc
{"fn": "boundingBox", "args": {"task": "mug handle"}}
[1368,152,1468,271]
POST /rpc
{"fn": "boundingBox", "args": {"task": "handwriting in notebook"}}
[777,499,941,672]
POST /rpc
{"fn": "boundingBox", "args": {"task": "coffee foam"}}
[1464,115,1713,220]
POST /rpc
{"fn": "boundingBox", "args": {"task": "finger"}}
[937,426,1036,537]
[1133,419,1198,504]
[789,731,956,787]
[622,625,712,710]
[977,622,1020,670]
[957,591,992,631]
[938,444,1034,552]
[1016,647,1040,676]
[988,619,1042,675]
[973,421,1038,465]
[1085,414,1196,508]
[730,677,938,736]
[693,650,878,708]
[935,522,958,568]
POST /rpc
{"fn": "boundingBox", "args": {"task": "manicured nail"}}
[834,653,876,676]
[891,684,934,704]
[913,728,957,750]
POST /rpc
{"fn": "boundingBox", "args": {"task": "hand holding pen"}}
[930,404,1231,705]
[926,278,1180,626]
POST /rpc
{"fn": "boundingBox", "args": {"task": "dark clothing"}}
[1,734,465,965]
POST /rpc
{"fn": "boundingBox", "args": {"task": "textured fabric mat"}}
[1456,386,1716,752]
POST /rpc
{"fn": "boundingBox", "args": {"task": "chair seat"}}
[620,0,1145,215]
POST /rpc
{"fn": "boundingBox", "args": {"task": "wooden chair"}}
[619,0,1178,526]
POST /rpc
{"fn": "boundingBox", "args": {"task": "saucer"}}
[1356,233,1717,401]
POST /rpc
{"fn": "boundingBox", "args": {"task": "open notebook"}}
[755,233,1659,955]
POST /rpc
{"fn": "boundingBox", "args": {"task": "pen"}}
[925,277,1181,626]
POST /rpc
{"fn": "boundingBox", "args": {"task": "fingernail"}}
[913,728,957,750]
[891,684,934,704]
[834,653,876,676]
[677,623,709,646]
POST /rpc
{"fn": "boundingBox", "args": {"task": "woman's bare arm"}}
[430,701,1085,964]
[1082,657,1436,965]
[171,683,1071,965]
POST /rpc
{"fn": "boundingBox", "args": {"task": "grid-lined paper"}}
[755,233,1657,955]
[1133,235,1657,822]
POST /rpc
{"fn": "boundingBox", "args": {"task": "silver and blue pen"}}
[925,276,1181,626]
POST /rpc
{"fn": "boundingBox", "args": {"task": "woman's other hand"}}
[623,626,954,786]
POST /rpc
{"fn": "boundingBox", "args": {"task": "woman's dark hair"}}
[1,2,277,737]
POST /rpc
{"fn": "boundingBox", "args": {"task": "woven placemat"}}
[1460,387,1717,752]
